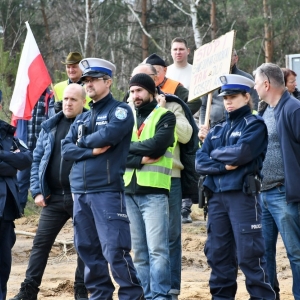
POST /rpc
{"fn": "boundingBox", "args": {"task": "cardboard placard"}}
[188,30,236,102]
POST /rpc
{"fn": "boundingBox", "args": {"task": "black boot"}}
[74,283,89,300]
[181,208,193,223]
[9,282,39,300]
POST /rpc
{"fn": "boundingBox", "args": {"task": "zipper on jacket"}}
[219,120,234,192]
[107,159,111,184]
[83,160,87,192]
[225,120,233,145]
[59,157,65,195]
[91,107,96,132]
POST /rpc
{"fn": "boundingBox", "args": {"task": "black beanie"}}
[129,73,156,96]
[145,53,167,67]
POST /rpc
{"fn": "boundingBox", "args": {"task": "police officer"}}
[0,112,32,299]
[61,58,143,300]
[195,74,276,299]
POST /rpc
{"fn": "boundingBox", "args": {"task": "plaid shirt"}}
[27,92,49,149]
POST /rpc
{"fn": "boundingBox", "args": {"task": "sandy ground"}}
[7,207,294,300]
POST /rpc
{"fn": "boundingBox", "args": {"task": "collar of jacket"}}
[42,111,65,132]
[257,100,268,115]
[231,64,238,73]
[0,119,15,139]
[158,77,167,89]
[42,108,87,133]
[274,90,292,116]
[89,93,112,111]
[226,105,251,123]
[68,78,83,85]
[135,99,158,117]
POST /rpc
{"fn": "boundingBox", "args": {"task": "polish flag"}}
[9,21,52,120]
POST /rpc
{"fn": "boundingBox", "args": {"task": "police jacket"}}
[0,120,32,219]
[196,105,267,193]
[258,90,300,203]
[30,111,81,200]
[125,99,176,195]
[61,93,134,194]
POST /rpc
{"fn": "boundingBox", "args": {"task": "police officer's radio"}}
[78,124,87,139]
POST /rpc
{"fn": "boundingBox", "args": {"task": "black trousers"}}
[0,220,16,299]
[24,194,84,287]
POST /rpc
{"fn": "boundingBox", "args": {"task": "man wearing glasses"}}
[61,58,143,300]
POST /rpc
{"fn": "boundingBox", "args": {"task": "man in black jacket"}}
[10,84,88,300]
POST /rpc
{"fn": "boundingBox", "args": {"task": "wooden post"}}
[51,83,58,101]
[204,92,213,127]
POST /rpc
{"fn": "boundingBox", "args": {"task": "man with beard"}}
[124,73,176,299]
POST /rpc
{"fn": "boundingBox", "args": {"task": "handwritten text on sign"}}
[188,30,236,101]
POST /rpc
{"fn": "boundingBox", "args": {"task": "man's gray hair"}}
[136,63,157,75]
[254,63,285,87]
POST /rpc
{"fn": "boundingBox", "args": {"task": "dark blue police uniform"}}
[0,120,32,299]
[61,58,143,300]
[195,74,276,300]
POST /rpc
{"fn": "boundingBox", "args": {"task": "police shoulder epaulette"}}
[212,117,226,128]
[244,114,264,125]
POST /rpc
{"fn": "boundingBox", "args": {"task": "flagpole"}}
[50,83,58,101]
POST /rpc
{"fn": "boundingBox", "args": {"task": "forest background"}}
[0,0,300,122]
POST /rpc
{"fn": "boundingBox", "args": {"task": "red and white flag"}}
[9,21,51,120]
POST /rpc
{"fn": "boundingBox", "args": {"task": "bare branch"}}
[166,0,191,16]
[125,2,164,52]
[15,230,74,257]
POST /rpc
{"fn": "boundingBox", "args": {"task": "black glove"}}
[54,101,63,113]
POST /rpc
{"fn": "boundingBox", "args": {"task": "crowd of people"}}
[0,37,300,300]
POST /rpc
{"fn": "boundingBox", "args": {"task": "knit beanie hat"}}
[145,53,167,67]
[129,73,156,96]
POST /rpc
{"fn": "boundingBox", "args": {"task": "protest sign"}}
[188,30,236,102]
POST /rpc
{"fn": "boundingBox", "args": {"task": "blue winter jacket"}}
[196,105,268,193]
[258,90,300,203]
[30,111,67,199]
[61,93,134,194]
[0,120,32,219]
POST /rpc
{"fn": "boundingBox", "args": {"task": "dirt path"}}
[7,210,293,299]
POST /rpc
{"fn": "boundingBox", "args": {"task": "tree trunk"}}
[40,0,57,71]
[210,0,217,40]
[141,0,148,60]
[84,0,92,57]
[190,0,202,48]
[263,0,273,62]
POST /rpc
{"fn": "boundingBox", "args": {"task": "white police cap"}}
[79,58,116,78]
[218,74,255,96]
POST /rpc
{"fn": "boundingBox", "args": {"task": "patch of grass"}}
[24,194,42,216]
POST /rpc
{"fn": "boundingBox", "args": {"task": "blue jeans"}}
[261,185,300,300]
[125,193,171,300]
[168,178,182,295]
